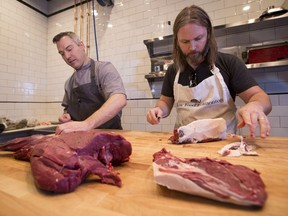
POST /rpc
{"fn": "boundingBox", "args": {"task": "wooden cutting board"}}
[0,130,287,216]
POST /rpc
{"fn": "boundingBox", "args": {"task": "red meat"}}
[153,148,267,207]
[0,130,132,193]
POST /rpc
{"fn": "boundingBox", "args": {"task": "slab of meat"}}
[0,134,48,152]
[152,148,267,207]
[170,118,227,144]
[0,130,132,193]
[0,134,53,161]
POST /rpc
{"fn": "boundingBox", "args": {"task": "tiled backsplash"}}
[252,66,288,94]
[122,94,288,137]
[0,0,287,136]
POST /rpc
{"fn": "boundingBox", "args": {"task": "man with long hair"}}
[147,5,272,138]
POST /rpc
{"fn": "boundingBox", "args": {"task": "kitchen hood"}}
[259,5,287,20]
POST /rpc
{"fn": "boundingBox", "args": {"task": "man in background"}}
[53,31,127,134]
[146,5,272,138]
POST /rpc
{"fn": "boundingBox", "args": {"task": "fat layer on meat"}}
[153,148,267,207]
[171,118,227,144]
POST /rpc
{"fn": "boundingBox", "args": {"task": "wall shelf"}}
[246,59,288,69]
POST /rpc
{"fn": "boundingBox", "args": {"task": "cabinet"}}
[215,13,288,69]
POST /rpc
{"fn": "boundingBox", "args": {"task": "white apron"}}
[174,65,237,133]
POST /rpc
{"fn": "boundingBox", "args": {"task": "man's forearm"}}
[155,96,174,118]
[248,92,272,115]
[85,93,127,128]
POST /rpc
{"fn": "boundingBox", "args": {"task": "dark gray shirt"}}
[162,52,258,101]
[62,59,126,108]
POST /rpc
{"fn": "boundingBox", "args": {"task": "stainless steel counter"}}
[0,125,57,143]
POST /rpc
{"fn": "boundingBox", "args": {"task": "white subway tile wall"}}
[0,0,287,136]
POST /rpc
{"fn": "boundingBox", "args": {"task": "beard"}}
[185,46,209,66]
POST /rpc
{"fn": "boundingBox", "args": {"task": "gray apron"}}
[67,60,122,129]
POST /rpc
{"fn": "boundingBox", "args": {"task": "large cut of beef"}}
[0,130,132,193]
[152,148,267,207]
[170,118,227,144]
[0,134,53,161]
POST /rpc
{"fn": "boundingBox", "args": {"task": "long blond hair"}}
[173,5,218,72]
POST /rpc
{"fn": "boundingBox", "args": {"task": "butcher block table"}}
[0,130,287,216]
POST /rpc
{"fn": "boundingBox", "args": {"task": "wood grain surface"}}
[0,130,287,216]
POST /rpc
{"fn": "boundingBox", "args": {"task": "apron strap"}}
[90,59,105,99]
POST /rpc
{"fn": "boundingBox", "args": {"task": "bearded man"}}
[146,5,272,138]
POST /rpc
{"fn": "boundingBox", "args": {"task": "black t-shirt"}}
[161,52,258,101]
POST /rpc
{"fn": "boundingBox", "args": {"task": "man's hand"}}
[58,113,71,123]
[237,102,270,138]
[146,107,163,125]
[55,121,91,135]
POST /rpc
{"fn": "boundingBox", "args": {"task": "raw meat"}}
[0,134,53,161]
[152,148,267,207]
[0,130,132,193]
[0,134,47,152]
[170,118,227,144]
[218,135,258,157]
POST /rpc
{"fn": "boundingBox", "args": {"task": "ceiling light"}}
[243,5,250,11]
